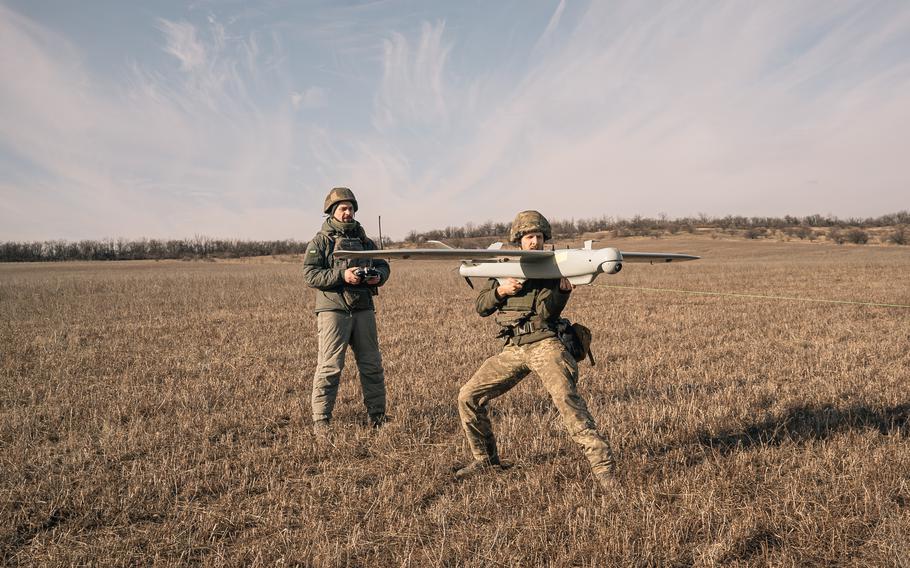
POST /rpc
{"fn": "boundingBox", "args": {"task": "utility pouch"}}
[556,318,595,365]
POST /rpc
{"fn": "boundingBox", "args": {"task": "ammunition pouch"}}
[555,318,595,365]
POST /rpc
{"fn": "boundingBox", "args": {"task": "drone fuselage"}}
[459,247,623,285]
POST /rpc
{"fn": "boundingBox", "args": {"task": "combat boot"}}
[593,470,621,492]
[454,456,502,480]
[313,418,331,442]
[368,413,388,428]
[589,442,617,491]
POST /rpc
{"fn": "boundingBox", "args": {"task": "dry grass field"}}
[2,235,908,566]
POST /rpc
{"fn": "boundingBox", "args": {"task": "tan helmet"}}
[509,210,551,243]
[323,187,358,214]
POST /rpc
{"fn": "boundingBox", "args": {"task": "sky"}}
[1,1,908,241]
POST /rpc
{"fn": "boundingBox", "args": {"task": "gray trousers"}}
[311,309,386,422]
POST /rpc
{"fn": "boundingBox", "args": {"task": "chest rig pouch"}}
[495,286,546,340]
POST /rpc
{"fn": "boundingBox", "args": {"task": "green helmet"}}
[509,210,551,243]
[323,187,358,214]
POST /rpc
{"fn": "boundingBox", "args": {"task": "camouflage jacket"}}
[303,219,390,313]
[475,277,571,345]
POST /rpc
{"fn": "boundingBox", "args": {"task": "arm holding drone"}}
[475,277,525,316]
[475,278,506,316]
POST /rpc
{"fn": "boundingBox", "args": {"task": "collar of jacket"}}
[322,218,364,238]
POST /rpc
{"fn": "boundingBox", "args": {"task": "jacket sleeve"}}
[538,284,571,322]
[363,237,391,287]
[554,282,572,312]
[475,278,505,317]
[302,236,345,290]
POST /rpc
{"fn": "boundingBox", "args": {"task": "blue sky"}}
[1,1,908,240]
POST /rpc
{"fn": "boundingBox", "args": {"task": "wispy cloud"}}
[0,5,301,239]
[1,1,908,240]
[355,1,910,227]
[158,19,207,71]
[532,0,565,54]
[292,87,327,110]
[277,1,906,236]
[374,20,451,130]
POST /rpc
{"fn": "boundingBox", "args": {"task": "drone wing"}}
[332,248,554,263]
[620,251,700,263]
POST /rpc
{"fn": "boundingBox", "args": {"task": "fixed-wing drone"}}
[333,240,699,287]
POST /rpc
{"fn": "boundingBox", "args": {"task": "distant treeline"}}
[404,211,910,243]
[3,211,909,262]
[0,237,308,262]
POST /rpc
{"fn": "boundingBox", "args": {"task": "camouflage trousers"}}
[457,337,614,476]
[311,309,386,422]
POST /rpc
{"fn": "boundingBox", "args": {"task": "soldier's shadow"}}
[695,403,909,454]
[641,402,910,472]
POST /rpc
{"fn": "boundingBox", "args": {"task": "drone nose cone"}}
[600,260,622,274]
[598,247,622,274]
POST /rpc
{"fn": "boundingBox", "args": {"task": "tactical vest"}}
[327,232,378,306]
[329,234,367,268]
[496,287,540,325]
[494,280,562,344]
[305,220,380,313]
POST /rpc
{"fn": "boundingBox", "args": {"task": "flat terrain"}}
[1,236,908,566]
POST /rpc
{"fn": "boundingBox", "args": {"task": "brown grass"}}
[2,235,909,566]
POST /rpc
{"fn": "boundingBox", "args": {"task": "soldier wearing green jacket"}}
[455,210,617,489]
[303,187,390,433]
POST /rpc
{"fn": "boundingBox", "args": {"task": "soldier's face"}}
[333,202,355,222]
[520,232,545,251]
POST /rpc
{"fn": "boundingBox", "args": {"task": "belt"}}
[508,320,553,336]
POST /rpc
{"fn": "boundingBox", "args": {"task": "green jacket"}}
[303,219,390,313]
[475,277,571,345]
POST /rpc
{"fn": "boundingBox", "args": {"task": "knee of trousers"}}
[311,381,340,400]
[457,384,481,408]
[546,383,588,414]
[355,357,384,378]
[458,388,490,422]
[315,351,346,376]
[561,407,597,435]
[312,369,342,388]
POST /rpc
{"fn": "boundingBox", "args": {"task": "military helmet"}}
[509,210,551,243]
[323,187,358,214]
